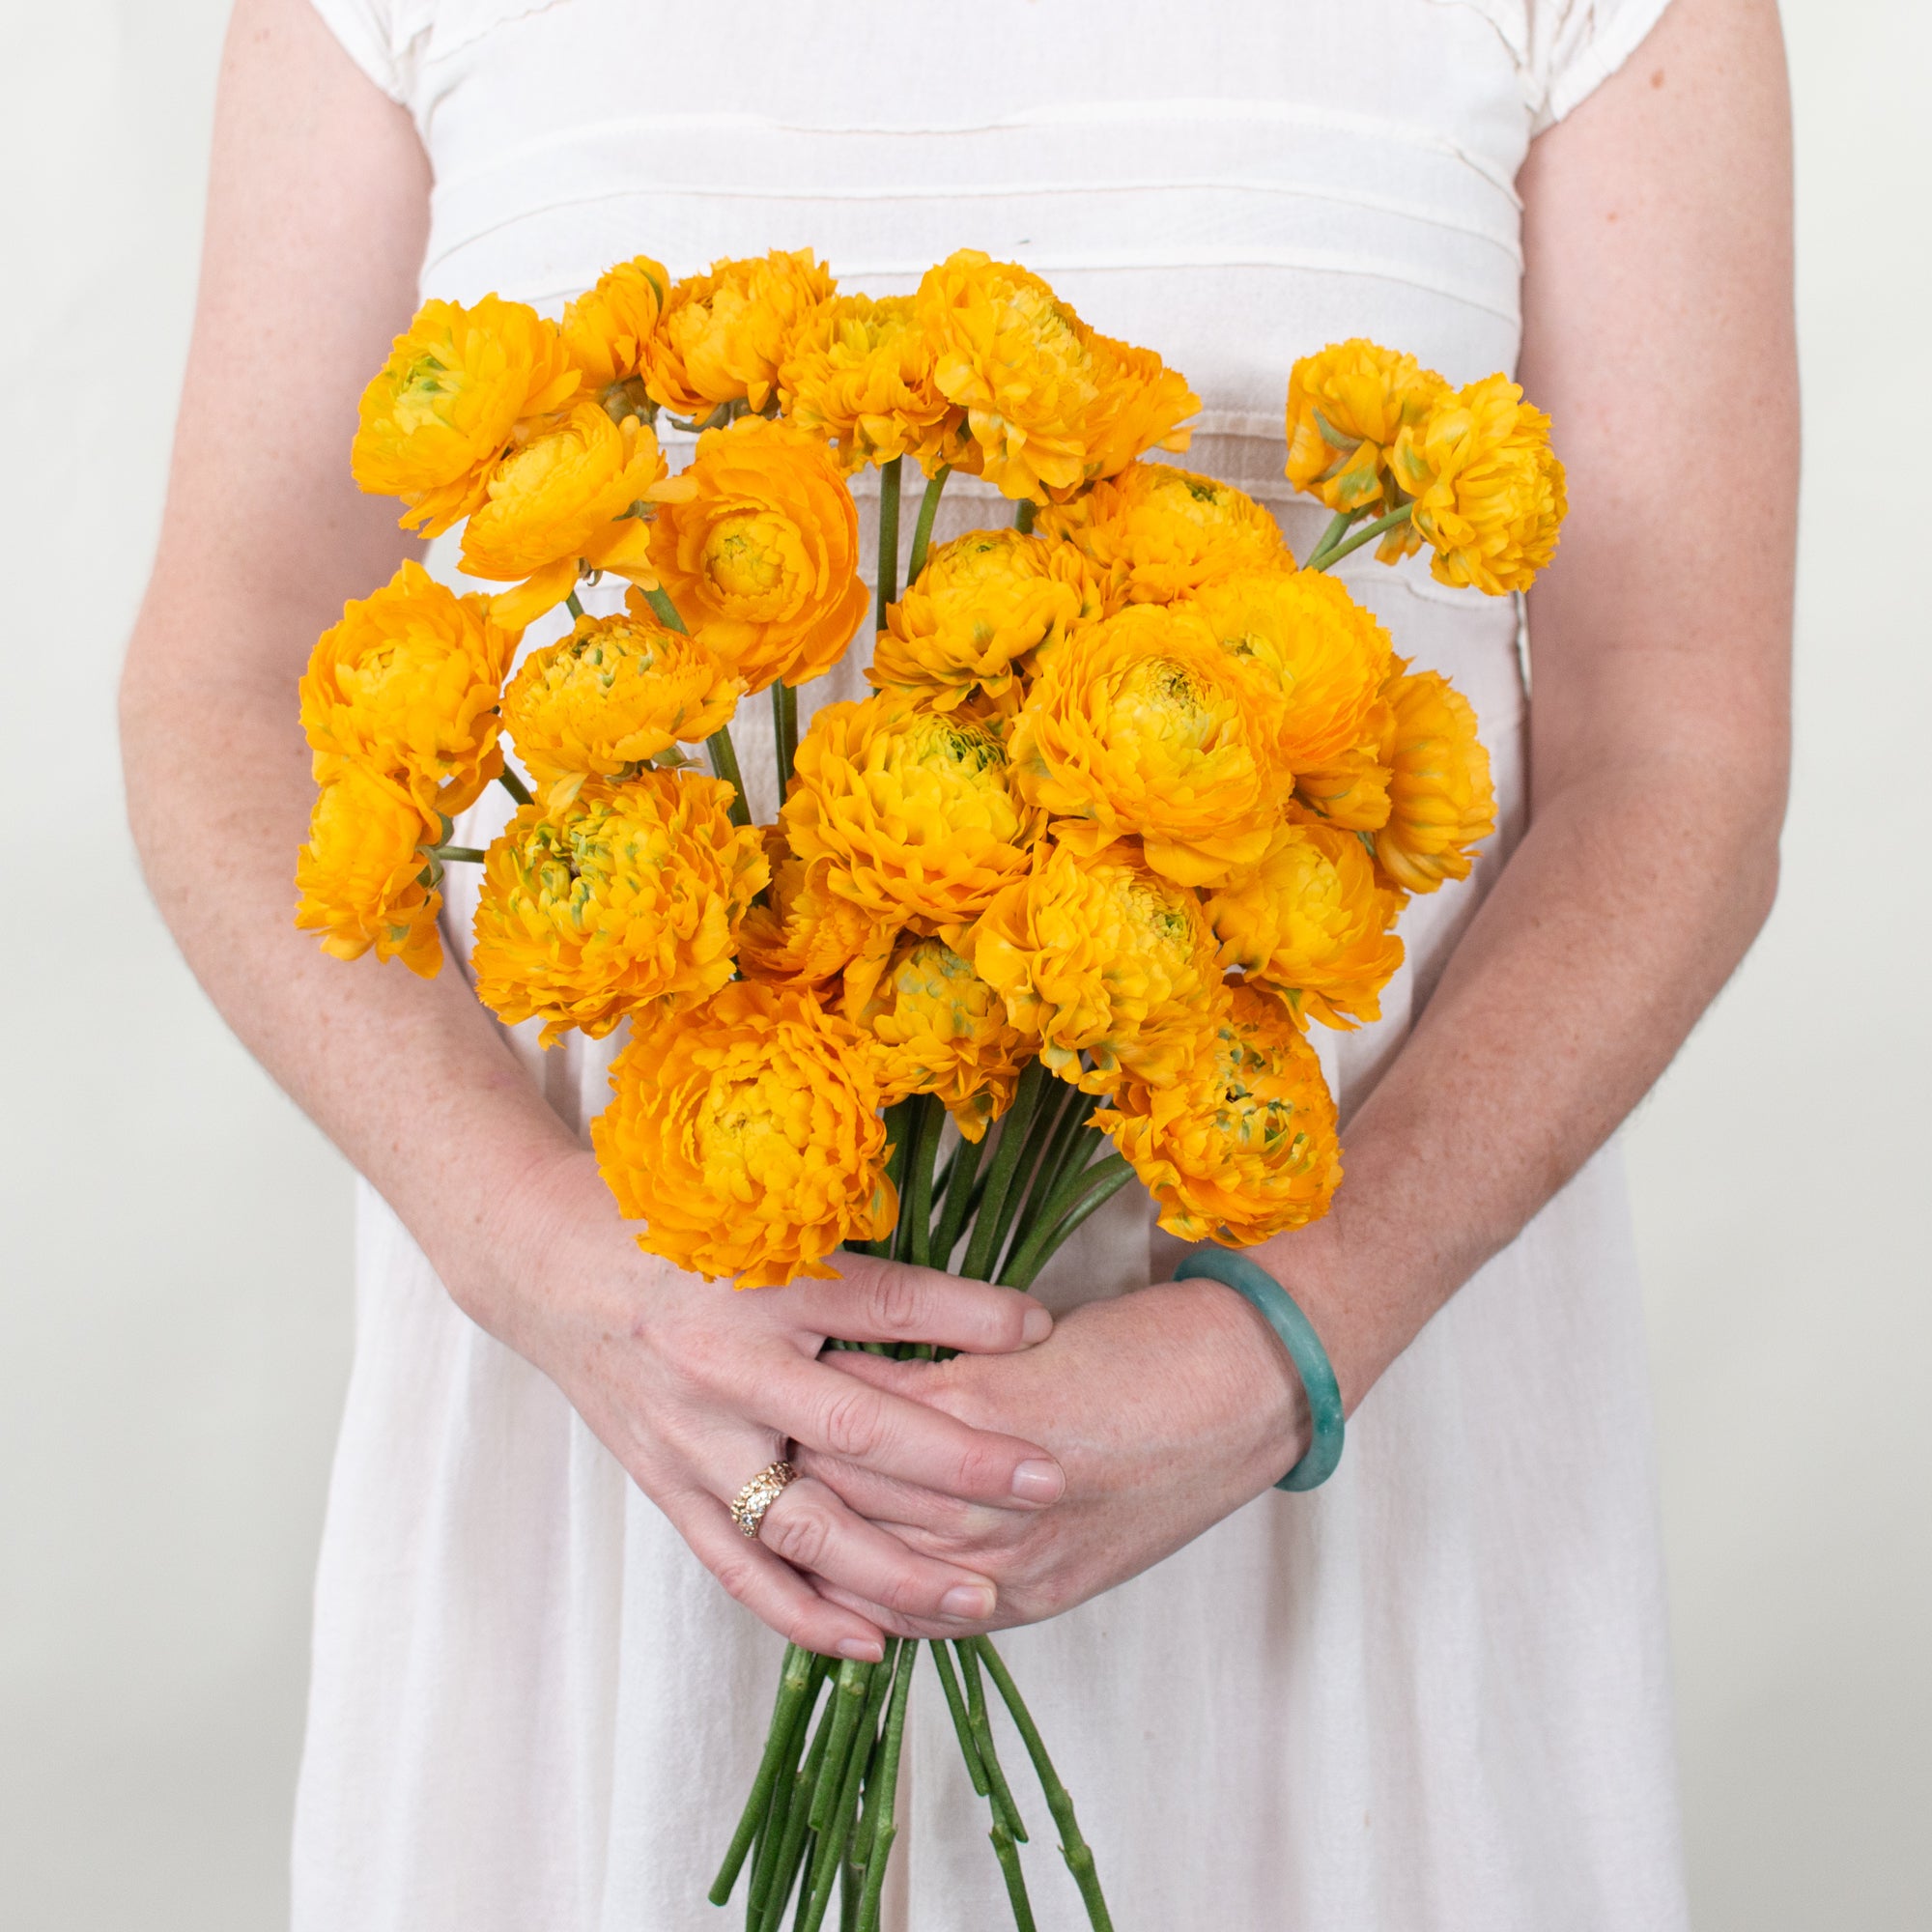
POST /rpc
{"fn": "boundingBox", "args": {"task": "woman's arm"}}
[121,0,1070,1662]
[801,0,1796,1634]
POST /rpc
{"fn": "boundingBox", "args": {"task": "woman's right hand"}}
[438,1143,1067,1661]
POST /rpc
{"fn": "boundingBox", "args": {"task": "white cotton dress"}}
[295,4,1688,1927]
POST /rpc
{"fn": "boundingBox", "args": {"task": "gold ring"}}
[728,1460,800,1541]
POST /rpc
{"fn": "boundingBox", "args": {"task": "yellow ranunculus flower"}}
[1388,375,1566,594]
[560,254,669,393]
[460,402,692,629]
[736,827,899,992]
[914,251,1194,505]
[1034,461,1291,611]
[1094,983,1341,1246]
[1009,603,1289,887]
[592,981,895,1289]
[1371,663,1496,894]
[643,248,837,420]
[499,607,745,810]
[845,937,1028,1142]
[1291,692,1396,831]
[1205,820,1406,1031]
[868,528,1094,711]
[781,693,1044,932]
[470,770,767,1046]
[647,414,870,695]
[299,559,519,817]
[1076,330,1200,484]
[294,762,443,979]
[1187,567,1392,774]
[352,296,581,536]
[777,293,955,473]
[1284,338,1448,516]
[973,836,1227,1093]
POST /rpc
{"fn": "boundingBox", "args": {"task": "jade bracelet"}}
[1175,1244,1346,1492]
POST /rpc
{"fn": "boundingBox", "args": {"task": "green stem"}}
[1302,507,1361,572]
[746,1655,829,1928]
[957,1640,1029,1844]
[496,766,534,808]
[959,1062,1049,1282]
[928,1637,991,1798]
[875,455,903,635]
[799,1650,895,1932]
[905,466,951,582]
[565,589,586,620]
[754,1673,841,1932]
[928,1122,986,1273]
[1013,498,1036,534]
[1006,1094,1101,1256]
[707,725,753,829]
[973,1637,1114,1932]
[808,1662,871,1834]
[982,1079,1076,1281]
[854,1641,917,1931]
[713,1645,818,1905]
[1307,501,1412,572]
[428,843,488,865]
[773,681,800,795]
[1000,1156,1134,1293]
[901,1095,947,1269]
[641,583,689,633]
[988,1817,1039,1932]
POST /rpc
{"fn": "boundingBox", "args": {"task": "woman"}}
[120,0,1795,1925]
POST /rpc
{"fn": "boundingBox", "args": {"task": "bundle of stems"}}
[709,1080,1122,1932]
[707,463,1122,1930]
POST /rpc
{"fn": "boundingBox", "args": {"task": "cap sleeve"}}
[1530,0,1679,133]
[307,0,432,107]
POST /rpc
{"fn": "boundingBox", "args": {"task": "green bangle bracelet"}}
[1176,1244,1346,1492]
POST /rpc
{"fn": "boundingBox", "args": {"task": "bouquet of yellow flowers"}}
[296,243,1562,1931]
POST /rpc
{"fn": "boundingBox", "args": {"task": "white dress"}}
[295,4,1689,1927]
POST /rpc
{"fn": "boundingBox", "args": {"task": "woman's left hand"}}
[791,1276,1311,1636]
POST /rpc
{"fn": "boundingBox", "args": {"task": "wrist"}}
[1161,1275,1314,1497]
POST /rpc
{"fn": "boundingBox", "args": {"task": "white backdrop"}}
[1,3,1924,1924]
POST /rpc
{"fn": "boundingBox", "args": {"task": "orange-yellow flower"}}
[868,528,1094,711]
[846,937,1028,1142]
[592,981,895,1289]
[647,414,870,694]
[499,608,744,810]
[1205,821,1406,1031]
[736,827,899,993]
[294,762,443,979]
[913,252,1195,504]
[1187,567,1392,773]
[973,837,1227,1092]
[781,693,1044,931]
[1284,338,1447,515]
[470,771,767,1046]
[299,560,518,817]
[460,403,691,628]
[777,293,954,472]
[352,296,580,536]
[1371,663,1496,893]
[1291,692,1396,831]
[561,254,669,393]
[1389,374,1566,593]
[643,249,837,419]
[1034,461,1290,611]
[1095,983,1341,1245]
[1009,603,1289,887]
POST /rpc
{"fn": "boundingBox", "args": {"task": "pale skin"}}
[123,0,1794,1658]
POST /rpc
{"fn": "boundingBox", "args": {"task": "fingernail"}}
[1020,1304,1053,1345]
[1010,1459,1064,1503]
[941,1583,997,1620]
[838,1636,885,1662]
